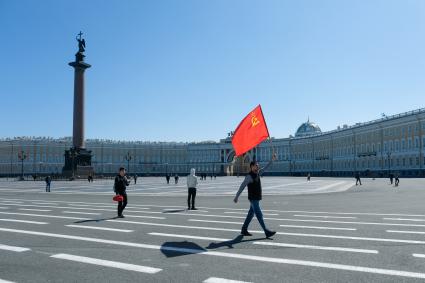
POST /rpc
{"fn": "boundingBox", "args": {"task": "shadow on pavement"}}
[206,235,268,249]
[73,217,117,224]
[162,209,186,213]
[160,241,206,258]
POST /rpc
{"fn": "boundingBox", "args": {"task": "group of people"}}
[197,173,217,180]
[113,152,279,239]
[355,172,400,187]
[165,174,179,184]
[389,173,400,187]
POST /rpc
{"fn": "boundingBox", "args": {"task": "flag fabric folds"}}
[231,104,270,156]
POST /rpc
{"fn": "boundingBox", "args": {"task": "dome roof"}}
[295,119,322,137]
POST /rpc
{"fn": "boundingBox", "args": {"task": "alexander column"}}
[63,32,93,178]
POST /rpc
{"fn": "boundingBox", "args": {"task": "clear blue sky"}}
[1,0,424,142]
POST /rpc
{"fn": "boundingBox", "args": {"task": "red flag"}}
[231,105,270,156]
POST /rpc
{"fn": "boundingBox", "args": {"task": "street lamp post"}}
[387,151,392,176]
[18,150,27,181]
[125,152,132,174]
[9,142,14,179]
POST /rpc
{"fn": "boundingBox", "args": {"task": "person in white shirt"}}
[187,168,198,210]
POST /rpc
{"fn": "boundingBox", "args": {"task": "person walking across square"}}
[233,153,277,238]
[114,167,130,218]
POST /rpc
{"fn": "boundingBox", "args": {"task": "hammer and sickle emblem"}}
[251,115,260,127]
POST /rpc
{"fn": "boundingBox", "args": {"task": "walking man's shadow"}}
[206,235,267,249]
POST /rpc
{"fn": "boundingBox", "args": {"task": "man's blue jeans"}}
[241,200,268,233]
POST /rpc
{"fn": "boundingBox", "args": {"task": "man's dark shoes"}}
[265,231,276,238]
[118,215,125,218]
[241,230,252,236]
[191,207,198,210]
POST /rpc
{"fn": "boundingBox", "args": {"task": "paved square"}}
[1,176,425,282]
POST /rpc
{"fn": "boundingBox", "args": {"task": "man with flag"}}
[232,105,277,238]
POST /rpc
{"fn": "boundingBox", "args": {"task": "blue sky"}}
[1,0,424,142]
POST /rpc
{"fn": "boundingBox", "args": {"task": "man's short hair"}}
[119,167,126,172]
[250,161,257,167]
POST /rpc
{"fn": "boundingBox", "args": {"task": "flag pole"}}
[269,137,276,158]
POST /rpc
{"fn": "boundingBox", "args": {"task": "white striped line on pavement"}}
[0,198,243,211]
[253,241,378,254]
[6,197,425,217]
[107,219,243,232]
[413,254,425,259]
[0,278,15,283]
[148,232,231,242]
[164,209,209,213]
[19,208,52,212]
[125,215,166,220]
[265,211,425,217]
[0,219,48,225]
[32,202,58,205]
[203,277,252,283]
[0,227,424,280]
[384,218,425,222]
[188,217,425,231]
[293,214,357,219]
[386,230,425,235]
[62,211,102,215]
[224,211,279,216]
[0,243,31,252]
[68,203,118,208]
[66,225,133,233]
[188,219,242,225]
[279,225,356,231]
[261,217,425,228]
[50,253,161,274]
[110,219,425,245]
[276,231,425,245]
[0,212,88,220]
[189,219,356,231]
[0,203,156,214]
[1,201,23,204]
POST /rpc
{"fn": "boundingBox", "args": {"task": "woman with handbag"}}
[114,167,130,218]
